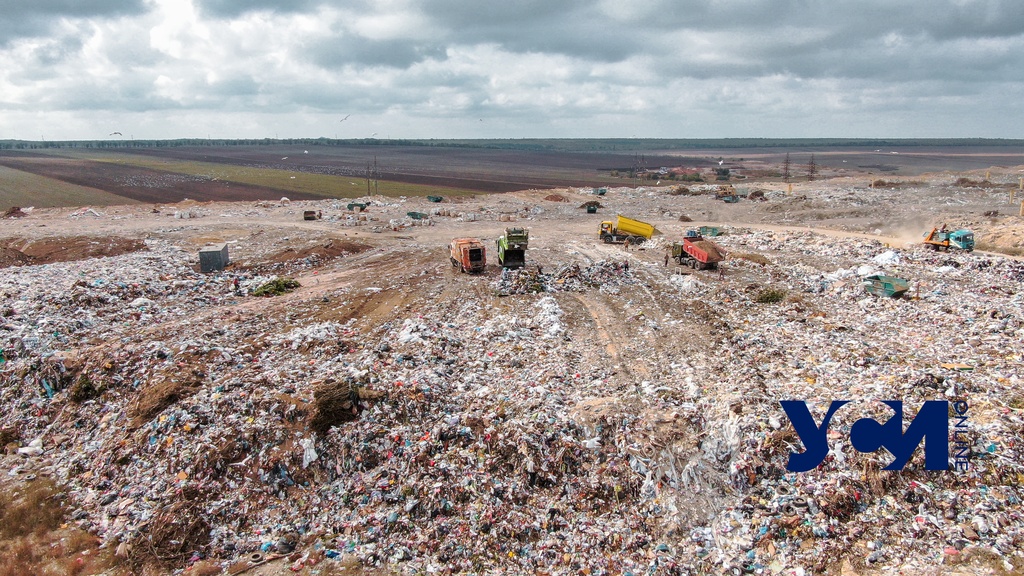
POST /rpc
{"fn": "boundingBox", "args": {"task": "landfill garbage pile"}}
[494,260,637,296]
[1,227,1023,575]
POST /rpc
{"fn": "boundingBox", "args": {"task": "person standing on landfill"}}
[664,252,669,266]
[233,276,240,294]
[623,237,631,252]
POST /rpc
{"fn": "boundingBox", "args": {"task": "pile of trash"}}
[493,260,636,295]
[1,226,1023,575]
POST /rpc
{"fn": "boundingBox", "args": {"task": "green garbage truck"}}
[496,227,529,269]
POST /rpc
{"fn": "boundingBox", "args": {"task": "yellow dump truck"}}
[599,215,660,244]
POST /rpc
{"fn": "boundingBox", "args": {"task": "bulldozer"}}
[715,185,739,203]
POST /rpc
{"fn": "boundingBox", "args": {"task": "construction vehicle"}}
[496,227,528,269]
[715,185,739,203]
[864,275,910,298]
[449,238,486,273]
[698,226,721,237]
[599,215,660,244]
[671,230,725,270]
[426,195,443,203]
[923,226,974,252]
[347,202,368,212]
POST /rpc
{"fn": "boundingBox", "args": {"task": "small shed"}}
[199,243,229,273]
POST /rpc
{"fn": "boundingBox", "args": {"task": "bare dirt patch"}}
[1,236,148,268]
[242,239,374,274]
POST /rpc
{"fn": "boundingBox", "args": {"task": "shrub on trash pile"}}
[131,376,201,427]
[0,477,116,575]
[128,486,211,571]
[252,277,301,297]
[0,427,18,449]
[754,287,787,303]
[68,374,103,403]
[309,381,385,434]
[0,477,65,539]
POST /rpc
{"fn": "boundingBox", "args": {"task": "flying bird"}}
[282,157,288,160]
[718,160,724,165]
[303,150,308,154]
[340,115,350,123]
[109,131,122,136]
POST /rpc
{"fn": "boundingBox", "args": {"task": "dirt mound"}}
[266,240,372,266]
[0,247,31,268]
[692,240,724,261]
[1,236,147,268]
[544,194,567,202]
[3,207,27,218]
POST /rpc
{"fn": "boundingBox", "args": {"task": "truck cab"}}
[948,230,974,251]
[599,221,615,240]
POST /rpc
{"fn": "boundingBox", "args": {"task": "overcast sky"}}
[2,0,1023,141]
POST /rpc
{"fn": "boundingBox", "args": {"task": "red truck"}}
[671,231,725,270]
[449,238,486,273]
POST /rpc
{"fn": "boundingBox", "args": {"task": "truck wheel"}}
[602,235,613,244]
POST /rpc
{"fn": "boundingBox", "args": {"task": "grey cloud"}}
[195,0,325,18]
[308,36,447,70]
[421,0,641,61]
[28,36,85,67]
[0,0,146,46]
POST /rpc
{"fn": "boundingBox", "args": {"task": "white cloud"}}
[0,0,1023,139]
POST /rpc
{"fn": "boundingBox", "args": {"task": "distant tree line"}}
[2,137,1022,153]
[0,137,429,150]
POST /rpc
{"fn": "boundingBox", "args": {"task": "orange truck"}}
[671,230,725,270]
[449,238,486,273]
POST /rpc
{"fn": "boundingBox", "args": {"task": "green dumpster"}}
[864,275,910,298]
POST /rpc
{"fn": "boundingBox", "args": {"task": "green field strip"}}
[54,151,480,199]
[0,165,142,208]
